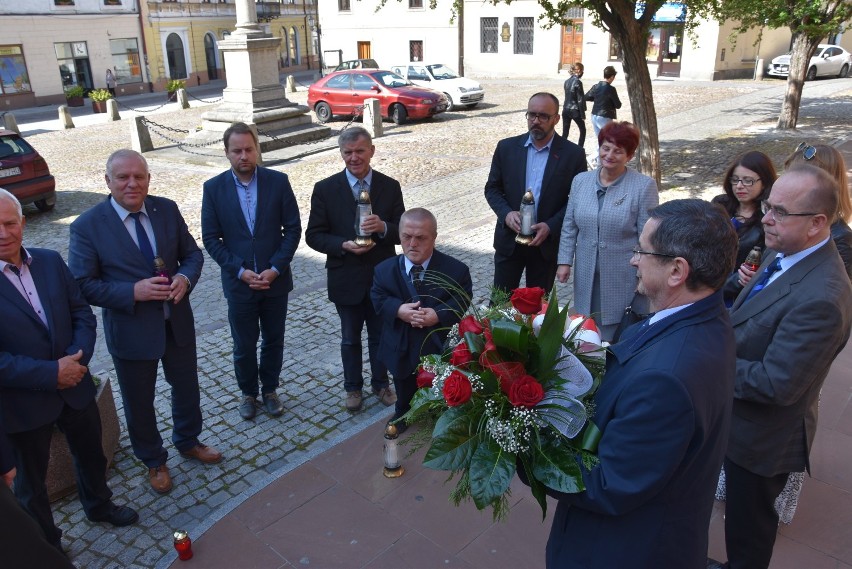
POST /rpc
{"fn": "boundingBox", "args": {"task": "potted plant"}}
[166,79,186,102]
[89,88,113,113]
[64,85,85,107]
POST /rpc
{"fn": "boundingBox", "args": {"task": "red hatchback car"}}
[307,69,448,125]
[0,130,56,212]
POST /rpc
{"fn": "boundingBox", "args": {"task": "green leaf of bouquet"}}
[533,438,585,494]
[469,436,516,511]
[423,407,478,471]
[464,331,486,356]
[537,289,570,379]
[408,388,433,414]
[520,453,548,521]
[491,320,528,354]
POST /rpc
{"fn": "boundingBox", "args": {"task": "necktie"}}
[355,179,368,201]
[129,212,155,265]
[411,264,424,292]
[744,257,782,302]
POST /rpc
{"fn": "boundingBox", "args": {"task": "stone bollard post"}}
[130,116,154,153]
[106,99,121,121]
[58,105,75,129]
[286,75,296,93]
[1,112,20,134]
[362,98,383,138]
[177,88,190,109]
[755,58,765,80]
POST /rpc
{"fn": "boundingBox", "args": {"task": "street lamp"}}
[307,13,323,77]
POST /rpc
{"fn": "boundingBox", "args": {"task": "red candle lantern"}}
[173,530,193,560]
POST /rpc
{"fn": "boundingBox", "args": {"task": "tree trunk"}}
[777,34,819,130]
[621,45,660,186]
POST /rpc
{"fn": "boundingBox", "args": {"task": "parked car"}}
[766,44,851,80]
[307,69,448,124]
[0,130,55,212]
[390,63,485,111]
[333,59,380,72]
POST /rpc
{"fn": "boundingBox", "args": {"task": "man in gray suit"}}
[69,150,222,496]
[720,165,852,569]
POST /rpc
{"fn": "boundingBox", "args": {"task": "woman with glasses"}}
[784,143,852,279]
[711,151,777,305]
[555,121,658,342]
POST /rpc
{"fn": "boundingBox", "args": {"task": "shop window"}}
[481,17,498,54]
[110,38,142,84]
[0,45,32,95]
[514,17,534,55]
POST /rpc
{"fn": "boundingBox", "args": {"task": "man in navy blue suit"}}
[484,92,586,295]
[69,150,221,496]
[0,189,138,553]
[371,208,472,430]
[202,123,302,421]
[524,199,739,568]
[306,126,405,412]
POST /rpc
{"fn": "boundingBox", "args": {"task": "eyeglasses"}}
[729,177,760,187]
[795,142,817,161]
[525,111,555,122]
[760,200,818,222]
[632,247,676,260]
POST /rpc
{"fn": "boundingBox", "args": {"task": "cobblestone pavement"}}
[11,75,851,567]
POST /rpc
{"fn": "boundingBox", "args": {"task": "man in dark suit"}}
[69,150,221,496]
[719,166,852,569]
[306,126,405,412]
[202,122,302,420]
[0,189,138,552]
[484,92,586,295]
[525,199,739,568]
[371,208,472,430]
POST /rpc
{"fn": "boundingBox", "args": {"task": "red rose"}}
[458,314,484,336]
[416,368,435,389]
[450,341,474,367]
[443,370,472,407]
[491,361,526,394]
[510,287,546,315]
[509,375,545,408]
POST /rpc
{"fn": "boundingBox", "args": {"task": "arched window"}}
[166,33,187,79]
[289,27,299,66]
[204,33,218,80]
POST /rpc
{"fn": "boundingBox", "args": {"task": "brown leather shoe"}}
[345,391,363,411]
[180,443,223,464]
[373,386,397,407]
[149,465,172,494]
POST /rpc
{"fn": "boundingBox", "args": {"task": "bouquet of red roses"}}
[400,286,605,521]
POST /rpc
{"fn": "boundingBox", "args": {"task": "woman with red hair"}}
[556,121,658,341]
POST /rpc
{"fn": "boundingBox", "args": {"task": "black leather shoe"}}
[263,392,284,417]
[706,559,728,569]
[89,503,139,527]
[239,395,257,419]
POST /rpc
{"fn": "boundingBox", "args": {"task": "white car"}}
[390,63,484,111]
[766,44,851,80]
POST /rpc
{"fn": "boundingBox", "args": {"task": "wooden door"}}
[357,41,371,59]
[561,20,584,70]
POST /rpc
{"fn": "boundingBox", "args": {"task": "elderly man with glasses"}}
[484,92,586,298]
[711,165,852,569]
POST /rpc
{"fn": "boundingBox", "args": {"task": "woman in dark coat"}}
[561,62,586,148]
[711,151,777,305]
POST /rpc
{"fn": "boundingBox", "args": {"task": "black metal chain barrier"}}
[140,116,221,156]
[186,92,223,104]
[114,98,171,113]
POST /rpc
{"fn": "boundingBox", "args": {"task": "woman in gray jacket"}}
[556,121,658,341]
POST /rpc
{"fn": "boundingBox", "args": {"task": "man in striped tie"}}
[719,165,852,569]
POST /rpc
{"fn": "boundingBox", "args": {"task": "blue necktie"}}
[744,257,782,302]
[129,212,155,265]
[411,264,424,292]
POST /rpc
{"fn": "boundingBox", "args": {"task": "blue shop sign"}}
[635,2,686,22]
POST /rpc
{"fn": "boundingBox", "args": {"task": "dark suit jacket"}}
[484,133,586,262]
[371,250,472,379]
[201,167,302,302]
[539,291,735,569]
[0,249,97,434]
[728,241,852,476]
[305,169,404,305]
[68,196,203,361]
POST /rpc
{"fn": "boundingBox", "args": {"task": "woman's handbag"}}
[612,292,650,343]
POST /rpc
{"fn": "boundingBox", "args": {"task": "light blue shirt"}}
[523,134,555,212]
[344,168,387,238]
[110,197,158,255]
[766,236,830,288]
[0,247,48,328]
[231,169,258,235]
